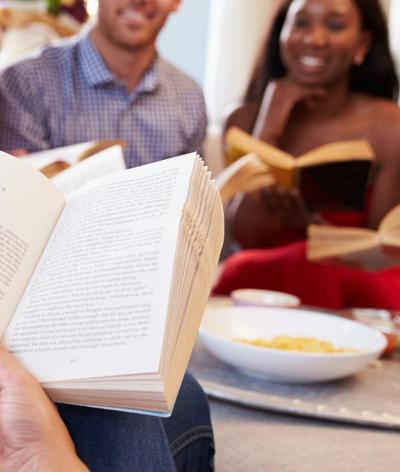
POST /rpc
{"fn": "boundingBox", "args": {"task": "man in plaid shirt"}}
[0,0,207,169]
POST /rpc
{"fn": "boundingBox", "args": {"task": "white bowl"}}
[231,289,300,308]
[199,306,387,383]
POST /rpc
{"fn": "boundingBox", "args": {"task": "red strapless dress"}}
[213,210,400,310]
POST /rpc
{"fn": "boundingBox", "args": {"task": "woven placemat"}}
[189,342,400,430]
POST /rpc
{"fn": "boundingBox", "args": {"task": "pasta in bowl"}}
[199,306,386,383]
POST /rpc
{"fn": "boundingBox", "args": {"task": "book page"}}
[0,153,65,336]
[20,142,95,170]
[51,145,126,196]
[307,224,378,261]
[216,153,275,202]
[4,154,197,382]
[296,140,374,167]
[379,204,400,246]
[225,127,295,169]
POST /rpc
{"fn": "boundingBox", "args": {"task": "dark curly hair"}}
[245,0,398,108]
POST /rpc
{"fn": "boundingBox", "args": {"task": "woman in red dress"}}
[214,0,400,309]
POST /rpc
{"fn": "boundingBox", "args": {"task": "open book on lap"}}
[307,204,400,270]
[0,152,224,415]
[221,127,374,212]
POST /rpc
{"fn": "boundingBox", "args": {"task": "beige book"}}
[307,204,400,270]
[0,151,224,415]
[21,141,127,196]
[223,127,374,212]
[216,153,276,203]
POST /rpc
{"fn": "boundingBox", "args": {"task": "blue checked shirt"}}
[0,33,207,168]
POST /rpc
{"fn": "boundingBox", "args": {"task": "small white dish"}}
[352,308,400,333]
[199,306,386,383]
[231,289,300,308]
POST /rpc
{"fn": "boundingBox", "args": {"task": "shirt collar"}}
[135,58,159,95]
[78,33,160,95]
[79,33,115,86]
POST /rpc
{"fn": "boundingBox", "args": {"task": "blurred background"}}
[0,0,397,174]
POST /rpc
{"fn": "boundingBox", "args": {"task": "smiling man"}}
[0,0,207,169]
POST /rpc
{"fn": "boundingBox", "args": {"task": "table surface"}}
[189,300,400,472]
[190,344,400,431]
[209,399,400,472]
[191,345,400,471]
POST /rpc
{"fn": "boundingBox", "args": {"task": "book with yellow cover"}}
[307,204,400,270]
[222,127,374,212]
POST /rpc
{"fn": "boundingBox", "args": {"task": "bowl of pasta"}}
[199,306,387,383]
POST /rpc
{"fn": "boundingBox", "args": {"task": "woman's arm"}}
[367,108,400,228]
[223,101,259,137]
[252,78,326,145]
[223,78,325,249]
[226,187,308,249]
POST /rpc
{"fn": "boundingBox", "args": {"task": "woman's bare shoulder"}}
[353,93,400,124]
[352,94,400,162]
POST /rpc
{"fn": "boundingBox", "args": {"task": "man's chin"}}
[114,36,155,52]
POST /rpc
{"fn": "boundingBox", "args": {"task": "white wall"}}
[204,0,276,125]
[157,0,210,86]
[202,0,277,173]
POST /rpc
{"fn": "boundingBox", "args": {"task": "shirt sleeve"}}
[184,89,208,159]
[0,64,50,153]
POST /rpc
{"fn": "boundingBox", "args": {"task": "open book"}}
[0,152,224,415]
[216,153,275,202]
[221,127,374,212]
[21,141,126,196]
[307,204,400,270]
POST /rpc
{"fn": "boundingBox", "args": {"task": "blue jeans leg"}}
[58,403,176,472]
[57,373,214,471]
[162,372,215,472]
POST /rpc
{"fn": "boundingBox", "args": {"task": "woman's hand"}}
[259,185,309,227]
[226,186,309,249]
[253,78,326,143]
[0,347,88,472]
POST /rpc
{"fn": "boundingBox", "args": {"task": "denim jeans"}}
[57,372,214,471]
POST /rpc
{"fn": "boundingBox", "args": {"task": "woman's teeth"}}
[299,56,326,67]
